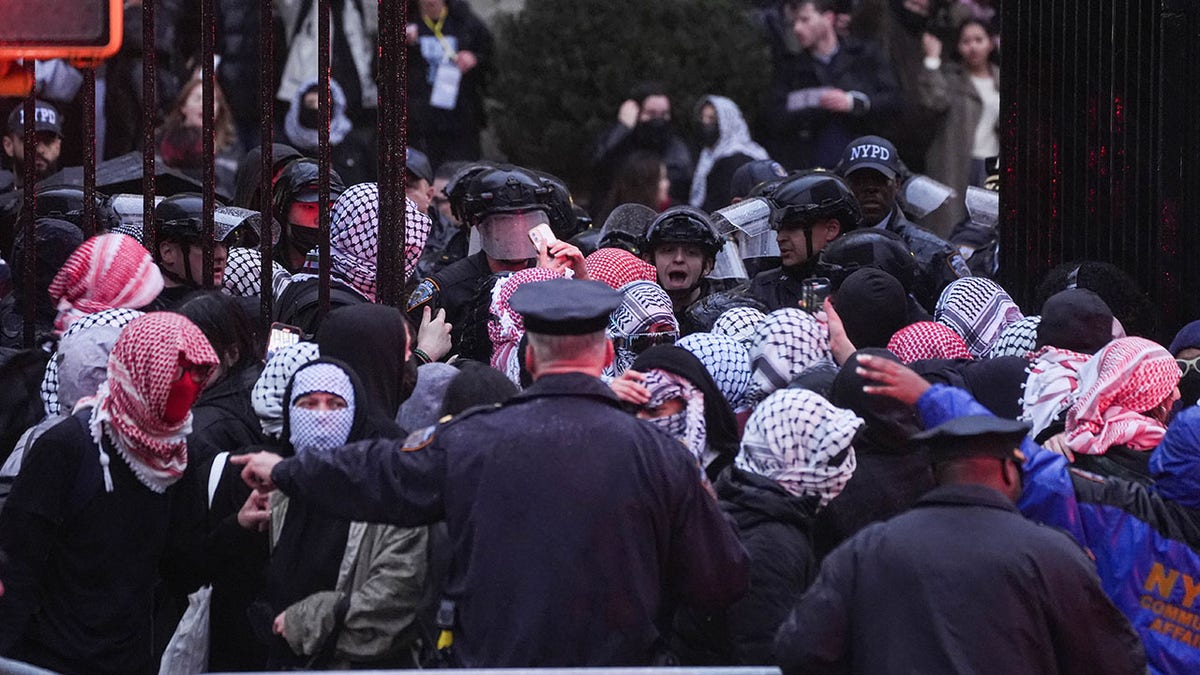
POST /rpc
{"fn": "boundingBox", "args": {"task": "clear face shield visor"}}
[475,210,550,261]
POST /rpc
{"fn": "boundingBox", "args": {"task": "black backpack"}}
[271,277,368,340]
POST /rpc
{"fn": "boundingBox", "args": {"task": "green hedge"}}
[490,0,771,202]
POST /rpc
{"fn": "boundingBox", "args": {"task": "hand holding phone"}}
[528,223,558,252]
[266,322,302,361]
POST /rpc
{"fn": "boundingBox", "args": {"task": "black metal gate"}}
[1000,0,1200,337]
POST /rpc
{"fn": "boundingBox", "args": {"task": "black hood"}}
[831,349,922,454]
[233,143,302,209]
[316,303,409,424]
[715,466,818,532]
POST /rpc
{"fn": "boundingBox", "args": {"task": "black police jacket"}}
[271,372,750,667]
[407,251,492,349]
[880,208,970,313]
[746,258,821,312]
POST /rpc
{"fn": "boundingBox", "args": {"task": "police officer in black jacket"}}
[835,135,970,312]
[235,279,750,667]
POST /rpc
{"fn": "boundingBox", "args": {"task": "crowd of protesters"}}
[0,0,1196,674]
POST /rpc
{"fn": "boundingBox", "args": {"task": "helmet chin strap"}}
[804,227,815,261]
[161,243,205,289]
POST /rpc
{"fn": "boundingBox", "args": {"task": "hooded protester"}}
[1055,337,1181,483]
[674,388,861,664]
[712,306,768,350]
[1036,288,1117,355]
[488,267,565,385]
[815,349,933,558]
[316,303,411,427]
[744,308,833,407]
[46,232,164,336]
[1169,319,1200,409]
[396,362,460,433]
[584,247,658,290]
[690,95,769,212]
[625,345,741,481]
[911,380,1196,675]
[986,315,1042,358]
[887,320,973,364]
[233,142,303,209]
[252,340,321,440]
[934,277,1023,358]
[327,184,433,302]
[604,280,679,379]
[677,332,753,411]
[264,358,428,669]
[40,308,143,417]
[0,313,218,675]
[831,267,910,349]
[223,246,292,299]
[0,217,84,348]
[272,158,347,272]
[284,79,353,155]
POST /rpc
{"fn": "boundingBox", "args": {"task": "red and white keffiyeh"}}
[88,313,219,492]
[488,269,565,383]
[1020,346,1091,438]
[584,248,658,290]
[887,321,973,364]
[1064,337,1181,455]
[47,233,164,335]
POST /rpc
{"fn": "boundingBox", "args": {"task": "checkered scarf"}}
[47,233,164,336]
[288,362,356,455]
[605,280,678,378]
[1020,346,1091,438]
[934,277,1024,358]
[641,368,708,466]
[42,308,143,416]
[744,308,832,407]
[736,388,862,506]
[712,306,767,349]
[223,246,292,299]
[677,332,752,410]
[252,341,321,438]
[88,313,219,493]
[488,269,564,384]
[329,185,432,300]
[584,247,658,290]
[886,321,973,364]
[1064,337,1181,455]
[987,315,1043,358]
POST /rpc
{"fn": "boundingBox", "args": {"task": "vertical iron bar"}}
[20,62,36,348]
[260,0,275,330]
[201,0,216,286]
[82,67,97,237]
[376,0,408,307]
[318,0,332,314]
[143,0,158,257]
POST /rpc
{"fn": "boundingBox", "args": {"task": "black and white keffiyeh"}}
[288,362,355,455]
[736,388,862,507]
[712,306,767,348]
[987,315,1042,358]
[744,308,833,407]
[677,332,752,410]
[252,341,321,438]
[641,368,709,467]
[223,246,292,299]
[934,277,1024,358]
[605,280,678,378]
[329,185,432,300]
[42,307,143,416]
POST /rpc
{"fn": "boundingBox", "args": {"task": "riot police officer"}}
[643,206,725,336]
[150,193,261,308]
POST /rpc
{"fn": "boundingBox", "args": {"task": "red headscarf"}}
[89,313,219,492]
[584,247,658,290]
[48,233,164,335]
[1064,337,1181,455]
[887,321,973,364]
[489,268,565,382]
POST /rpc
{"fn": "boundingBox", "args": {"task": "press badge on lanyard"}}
[424,9,461,110]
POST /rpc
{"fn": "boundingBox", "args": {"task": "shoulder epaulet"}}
[402,425,438,452]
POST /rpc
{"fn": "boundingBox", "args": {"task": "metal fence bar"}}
[201,0,216,286]
[82,67,97,237]
[142,0,157,260]
[317,0,332,315]
[376,0,408,307]
[259,0,275,330]
[20,62,36,347]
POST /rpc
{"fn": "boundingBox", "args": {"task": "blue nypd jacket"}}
[917,384,1200,675]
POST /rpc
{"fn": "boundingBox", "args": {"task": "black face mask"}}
[698,122,720,148]
[289,224,322,256]
[1177,373,1200,412]
[298,105,321,130]
[632,118,672,150]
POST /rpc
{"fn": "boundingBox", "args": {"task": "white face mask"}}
[289,407,354,455]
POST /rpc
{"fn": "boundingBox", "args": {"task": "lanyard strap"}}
[422,7,457,61]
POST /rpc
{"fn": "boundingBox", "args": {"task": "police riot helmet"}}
[154,193,250,247]
[443,161,496,224]
[460,164,554,228]
[767,171,861,231]
[531,169,582,240]
[271,157,346,226]
[816,228,917,292]
[35,184,118,232]
[643,206,724,259]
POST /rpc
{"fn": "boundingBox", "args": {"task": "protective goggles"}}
[1177,355,1200,377]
